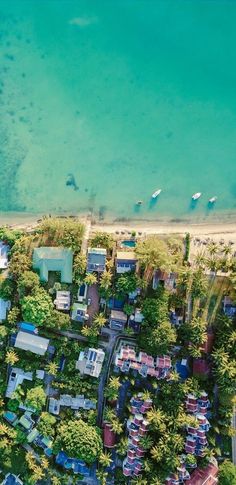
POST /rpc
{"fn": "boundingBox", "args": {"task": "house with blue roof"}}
[1,474,23,485]
[87,247,106,273]
[33,247,73,283]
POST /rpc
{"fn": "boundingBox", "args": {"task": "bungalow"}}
[5,367,33,398]
[33,247,73,283]
[0,241,9,269]
[54,290,71,311]
[76,348,105,378]
[18,322,38,334]
[14,331,50,356]
[71,302,89,323]
[153,270,177,291]
[48,394,96,415]
[129,309,144,333]
[87,247,106,273]
[116,251,137,274]
[223,295,236,318]
[109,310,127,331]
[1,475,24,485]
[175,359,190,380]
[18,412,35,431]
[0,298,11,321]
[185,461,218,484]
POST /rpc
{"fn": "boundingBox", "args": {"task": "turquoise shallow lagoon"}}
[0,0,236,222]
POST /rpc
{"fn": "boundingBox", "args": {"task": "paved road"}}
[232,407,236,465]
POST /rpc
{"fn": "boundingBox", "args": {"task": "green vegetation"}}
[54,419,102,463]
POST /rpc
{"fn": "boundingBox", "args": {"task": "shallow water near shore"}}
[0,0,236,222]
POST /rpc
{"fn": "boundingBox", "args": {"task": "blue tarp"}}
[19,322,37,333]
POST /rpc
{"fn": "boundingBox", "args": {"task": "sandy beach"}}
[1,211,236,249]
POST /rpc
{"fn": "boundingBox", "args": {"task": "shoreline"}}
[0,211,235,245]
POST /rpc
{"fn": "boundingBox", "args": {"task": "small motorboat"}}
[152,189,162,199]
[136,200,143,206]
[192,192,202,200]
[209,196,217,203]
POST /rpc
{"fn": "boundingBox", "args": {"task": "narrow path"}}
[81,217,91,255]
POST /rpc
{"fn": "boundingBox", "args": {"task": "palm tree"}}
[45,362,58,376]
[147,408,166,432]
[150,445,162,462]
[0,423,9,435]
[99,451,112,468]
[96,470,108,485]
[31,466,45,482]
[140,435,154,450]
[135,237,172,281]
[221,244,232,257]
[50,477,61,485]
[84,273,97,286]
[41,456,49,469]
[131,478,148,485]
[195,251,206,268]
[104,407,116,423]
[100,270,112,290]
[5,349,19,365]
[110,418,123,435]
[93,313,107,328]
[116,436,128,456]
[207,241,218,256]
[107,376,121,391]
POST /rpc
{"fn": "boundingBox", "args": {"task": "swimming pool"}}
[121,240,136,248]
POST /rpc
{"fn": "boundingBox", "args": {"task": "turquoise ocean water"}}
[0,0,236,222]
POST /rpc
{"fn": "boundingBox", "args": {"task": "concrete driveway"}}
[87,283,100,323]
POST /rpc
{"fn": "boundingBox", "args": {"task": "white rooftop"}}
[6,367,33,398]
[14,331,49,356]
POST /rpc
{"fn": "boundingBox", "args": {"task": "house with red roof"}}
[103,422,116,448]
[185,462,218,484]
[114,345,172,379]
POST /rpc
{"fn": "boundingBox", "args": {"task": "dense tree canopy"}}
[25,386,46,412]
[54,419,102,463]
[21,287,53,326]
[218,460,236,485]
[17,271,40,297]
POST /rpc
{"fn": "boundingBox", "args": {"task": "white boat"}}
[136,200,143,206]
[209,196,217,203]
[192,192,202,201]
[152,189,162,199]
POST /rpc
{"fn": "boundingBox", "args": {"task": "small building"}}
[18,322,38,334]
[6,367,33,398]
[185,462,218,484]
[33,247,73,283]
[76,348,105,378]
[71,302,89,322]
[14,331,50,356]
[1,474,24,485]
[18,412,35,431]
[223,295,236,318]
[54,290,71,311]
[153,270,177,291]
[175,359,190,380]
[48,394,96,415]
[0,298,11,321]
[87,247,106,273]
[109,310,127,331]
[103,422,116,448]
[116,251,137,274]
[0,241,9,269]
[129,309,144,333]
